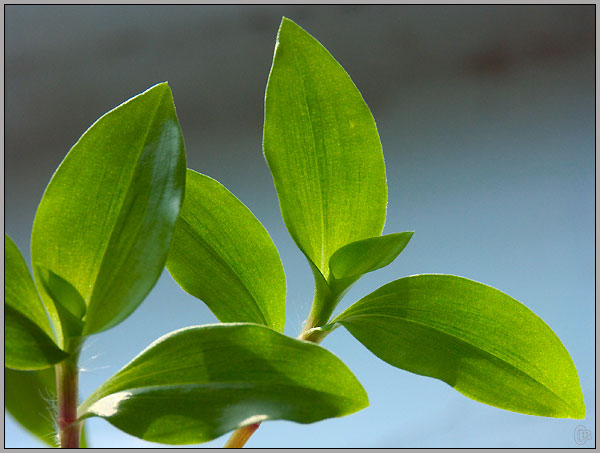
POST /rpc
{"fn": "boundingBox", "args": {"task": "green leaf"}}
[30,82,187,339]
[5,307,68,370]
[5,367,58,446]
[5,234,67,370]
[78,323,368,445]
[332,274,585,419]
[5,234,54,338]
[263,17,387,281]
[37,266,86,320]
[6,368,88,447]
[167,170,286,332]
[36,266,86,338]
[329,232,414,280]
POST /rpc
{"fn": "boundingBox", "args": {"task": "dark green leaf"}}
[5,307,68,370]
[78,323,368,444]
[5,367,58,446]
[329,232,413,280]
[167,170,285,332]
[37,266,86,320]
[36,266,86,338]
[5,234,67,370]
[333,274,585,419]
[264,18,387,281]
[30,82,187,339]
[5,368,89,447]
[5,234,54,338]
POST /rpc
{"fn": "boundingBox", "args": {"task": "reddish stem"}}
[56,341,82,448]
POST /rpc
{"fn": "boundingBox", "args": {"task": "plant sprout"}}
[5,17,584,448]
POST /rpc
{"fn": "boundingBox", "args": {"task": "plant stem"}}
[56,338,83,448]
[301,270,337,334]
[297,324,338,344]
[223,422,261,448]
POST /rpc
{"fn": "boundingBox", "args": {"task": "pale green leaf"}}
[167,170,285,332]
[30,82,187,339]
[264,17,387,281]
[5,234,67,370]
[332,274,585,419]
[78,323,368,445]
[329,232,413,280]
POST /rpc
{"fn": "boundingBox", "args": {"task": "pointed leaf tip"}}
[334,274,584,419]
[264,17,387,281]
[330,232,414,280]
[31,83,186,340]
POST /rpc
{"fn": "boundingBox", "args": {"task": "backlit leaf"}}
[30,82,187,339]
[333,274,585,419]
[329,232,413,280]
[78,323,368,444]
[167,170,285,332]
[264,18,387,281]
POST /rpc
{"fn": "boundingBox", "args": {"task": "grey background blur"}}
[5,5,595,448]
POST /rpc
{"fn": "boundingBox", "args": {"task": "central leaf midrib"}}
[86,89,166,314]
[287,33,327,276]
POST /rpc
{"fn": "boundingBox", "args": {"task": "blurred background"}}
[4,5,595,448]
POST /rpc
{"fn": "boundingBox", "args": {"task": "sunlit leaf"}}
[78,323,368,444]
[167,170,285,332]
[329,233,413,280]
[333,274,585,419]
[264,17,387,281]
[30,82,187,339]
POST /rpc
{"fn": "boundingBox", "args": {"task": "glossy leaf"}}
[6,368,88,447]
[30,82,187,339]
[329,232,414,280]
[264,17,387,281]
[78,323,368,444]
[167,170,285,332]
[5,234,67,370]
[333,274,585,419]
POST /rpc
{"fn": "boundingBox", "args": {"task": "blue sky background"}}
[5,5,595,448]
